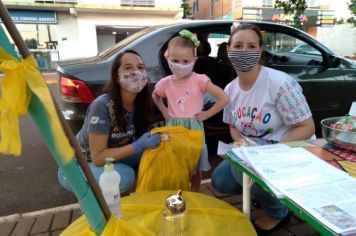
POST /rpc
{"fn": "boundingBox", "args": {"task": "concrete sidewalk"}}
[0,181,320,236]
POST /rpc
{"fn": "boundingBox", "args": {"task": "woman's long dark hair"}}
[103,50,153,138]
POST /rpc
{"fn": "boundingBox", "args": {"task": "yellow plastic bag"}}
[135,126,203,192]
[62,191,257,236]
[62,214,155,236]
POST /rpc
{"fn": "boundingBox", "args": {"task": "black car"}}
[57,20,356,146]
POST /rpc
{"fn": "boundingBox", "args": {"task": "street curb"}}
[0,180,212,224]
[0,203,80,224]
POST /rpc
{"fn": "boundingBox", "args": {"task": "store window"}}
[193,0,199,13]
[262,0,274,7]
[1,9,58,71]
[15,24,58,71]
[307,0,320,8]
[121,0,155,7]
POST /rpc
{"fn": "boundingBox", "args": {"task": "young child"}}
[152,29,230,191]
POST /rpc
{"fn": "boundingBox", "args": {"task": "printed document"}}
[237,146,356,235]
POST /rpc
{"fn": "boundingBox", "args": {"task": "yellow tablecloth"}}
[62,191,256,236]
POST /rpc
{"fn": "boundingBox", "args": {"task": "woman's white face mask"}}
[168,60,195,79]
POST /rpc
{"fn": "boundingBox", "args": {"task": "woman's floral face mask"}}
[119,71,148,93]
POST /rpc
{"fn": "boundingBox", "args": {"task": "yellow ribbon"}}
[0,47,74,163]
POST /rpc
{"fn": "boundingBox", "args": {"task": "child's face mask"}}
[119,71,148,93]
[168,60,195,79]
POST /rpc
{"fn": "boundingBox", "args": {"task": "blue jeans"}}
[211,160,288,220]
[58,152,142,194]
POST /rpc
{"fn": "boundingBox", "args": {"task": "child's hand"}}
[194,111,209,121]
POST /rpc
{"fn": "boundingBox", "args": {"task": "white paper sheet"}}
[240,146,356,235]
[217,141,233,156]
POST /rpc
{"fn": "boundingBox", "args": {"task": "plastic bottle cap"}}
[104,157,115,172]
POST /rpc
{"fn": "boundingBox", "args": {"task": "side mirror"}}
[329,56,341,67]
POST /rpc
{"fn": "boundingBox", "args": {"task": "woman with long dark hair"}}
[58,50,160,193]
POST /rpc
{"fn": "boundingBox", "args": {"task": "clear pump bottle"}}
[99,157,121,217]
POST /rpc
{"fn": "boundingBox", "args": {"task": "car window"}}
[99,25,163,58]
[262,31,323,66]
[207,33,229,57]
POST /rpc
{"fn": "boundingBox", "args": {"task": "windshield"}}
[99,25,163,58]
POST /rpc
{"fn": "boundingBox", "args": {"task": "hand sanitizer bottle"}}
[99,157,121,217]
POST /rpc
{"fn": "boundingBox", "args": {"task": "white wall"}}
[242,0,263,7]
[56,11,181,60]
[78,0,182,8]
[154,0,182,8]
[56,12,80,60]
[317,24,356,58]
[76,16,98,57]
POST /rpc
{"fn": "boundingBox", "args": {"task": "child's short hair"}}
[167,36,196,54]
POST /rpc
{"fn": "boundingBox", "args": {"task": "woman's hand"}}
[132,132,161,154]
[232,139,248,148]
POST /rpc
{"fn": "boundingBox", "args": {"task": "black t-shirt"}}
[76,94,135,161]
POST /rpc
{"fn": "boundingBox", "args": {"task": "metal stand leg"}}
[242,173,251,219]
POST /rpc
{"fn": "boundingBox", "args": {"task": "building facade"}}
[187,0,334,37]
[2,0,183,70]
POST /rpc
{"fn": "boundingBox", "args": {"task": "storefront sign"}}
[8,10,57,24]
[242,8,334,27]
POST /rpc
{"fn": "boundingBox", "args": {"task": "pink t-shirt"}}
[154,72,210,118]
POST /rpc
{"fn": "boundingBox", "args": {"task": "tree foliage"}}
[181,1,192,19]
[275,0,308,29]
[347,0,356,26]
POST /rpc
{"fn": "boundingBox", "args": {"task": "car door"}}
[340,58,356,113]
[260,31,346,129]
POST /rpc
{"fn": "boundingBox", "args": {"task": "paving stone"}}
[220,194,242,205]
[50,230,63,236]
[233,203,243,211]
[71,209,82,223]
[288,222,319,235]
[0,221,16,236]
[32,233,50,236]
[31,214,53,234]
[199,183,215,196]
[51,211,71,231]
[11,218,35,236]
[206,184,231,198]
